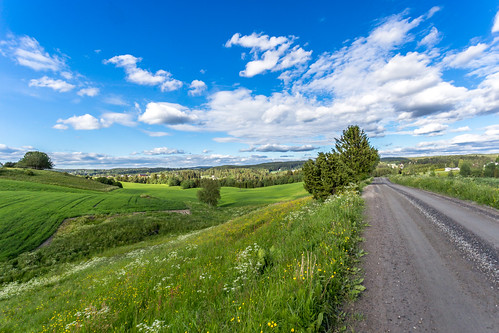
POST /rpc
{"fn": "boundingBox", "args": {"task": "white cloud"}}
[53,124,69,130]
[492,10,499,33]
[142,147,185,155]
[382,125,499,156]
[77,87,99,97]
[139,102,196,125]
[418,27,441,47]
[225,32,288,51]
[427,6,441,19]
[55,114,102,130]
[105,54,182,91]
[100,112,137,127]
[54,112,136,130]
[103,95,128,106]
[188,80,207,96]
[413,123,448,136]
[29,76,75,92]
[444,43,488,68]
[142,130,170,137]
[226,32,311,77]
[166,10,499,150]
[0,35,65,71]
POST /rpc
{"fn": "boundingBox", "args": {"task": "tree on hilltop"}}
[17,151,54,170]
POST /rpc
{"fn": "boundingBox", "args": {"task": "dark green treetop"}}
[17,151,54,170]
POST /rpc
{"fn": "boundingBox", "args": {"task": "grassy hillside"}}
[0,168,116,191]
[0,191,365,332]
[0,176,308,261]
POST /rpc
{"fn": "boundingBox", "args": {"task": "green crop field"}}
[0,170,308,261]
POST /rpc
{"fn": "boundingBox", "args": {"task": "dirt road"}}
[349,178,499,332]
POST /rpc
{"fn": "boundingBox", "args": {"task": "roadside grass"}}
[0,191,365,332]
[389,175,499,209]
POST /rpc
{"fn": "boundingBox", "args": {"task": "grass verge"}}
[389,175,499,209]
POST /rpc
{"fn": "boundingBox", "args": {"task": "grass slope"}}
[0,168,115,192]
[0,177,308,261]
[0,191,365,332]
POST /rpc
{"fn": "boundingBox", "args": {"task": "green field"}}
[0,169,308,261]
[0,191,365,332]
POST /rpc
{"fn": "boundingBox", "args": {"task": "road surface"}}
[348,178,499,332]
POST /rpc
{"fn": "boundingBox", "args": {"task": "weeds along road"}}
[350,177,499,332]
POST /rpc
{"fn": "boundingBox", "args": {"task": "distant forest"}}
[64,161,306,189]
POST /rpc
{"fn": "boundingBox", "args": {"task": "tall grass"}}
[389,175,499,209]
[0,192,365,332]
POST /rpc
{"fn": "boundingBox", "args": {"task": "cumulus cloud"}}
[226,32,311,77]
[0,35,65,71]
[138,102,196,125]
[54,112,136,130]
[105,54,182,91]
[77,87,99,97]
[188,80,207,96]
[157,9,498,154]
[29,76,75,92]
[142,147,185,155]
[54,114,101,130]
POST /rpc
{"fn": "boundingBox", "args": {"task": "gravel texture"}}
[347,178,499,332]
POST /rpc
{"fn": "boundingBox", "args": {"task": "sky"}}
[0,0,498,169]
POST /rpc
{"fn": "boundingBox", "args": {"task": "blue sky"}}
[0,0,498,168]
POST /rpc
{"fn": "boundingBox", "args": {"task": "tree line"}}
[112,168,303,189]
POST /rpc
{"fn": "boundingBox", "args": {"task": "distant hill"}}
[212,161,305,171]
[58,161,307,176]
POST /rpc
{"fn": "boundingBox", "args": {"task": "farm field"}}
[0,170,306,260]
[0,169,308,261]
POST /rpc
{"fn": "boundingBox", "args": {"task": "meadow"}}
[0,191,365,332]
[0,169,307,261]
[389,175,499,209]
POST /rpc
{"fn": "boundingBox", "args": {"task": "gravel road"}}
[348,177,499,332]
